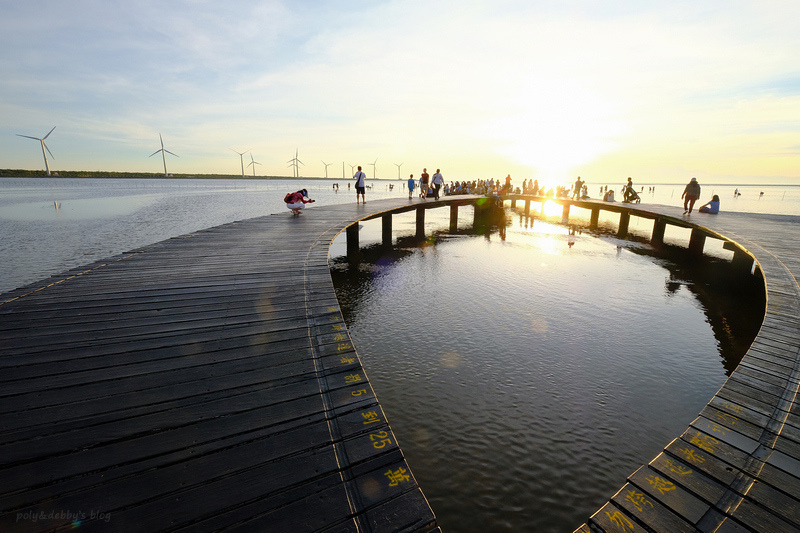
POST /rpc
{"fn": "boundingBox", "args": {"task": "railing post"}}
[450,204,458,233]
[652,218,666,245]
[346,223,359,261]
[689,228,706,256]
[382,214,392,248]
[416,206,425,239]
[617,211,630,238]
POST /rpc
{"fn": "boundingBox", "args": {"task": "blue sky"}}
[2,0,799,185]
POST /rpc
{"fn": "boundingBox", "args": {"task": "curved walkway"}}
[0,198,445,532]
[1,195,799,532]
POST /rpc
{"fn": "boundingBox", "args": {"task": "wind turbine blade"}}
[16,134,40,140]
[43,126,56,139]
[159,133,164,148]
[149,149,162,157]
[297,159,304,165]
[164,150,179,158]
[43,142,55,159]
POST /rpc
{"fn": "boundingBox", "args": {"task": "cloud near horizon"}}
[2,0,799,184]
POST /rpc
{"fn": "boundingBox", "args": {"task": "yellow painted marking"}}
[351,388,368,397]
[605,511,634,531]
[645,475,676,494]
[715,411,738,425]
[337,343,351,352]
[625,489,653,512]
[370,430,392,449]
[344,373,362,384]
[678,447,705,464]
[663,458,692,476]
[333,333,346,342]
[384,467,410,486]
[340,357,356,364]
[689,433,718,453]
[362,411,381,425]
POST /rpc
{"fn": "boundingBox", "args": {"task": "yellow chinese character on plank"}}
[337,343,351,352]
[678,447,705,464]
[645,475,676,494]
[329,315,341,322]
[327,306,338,312]
[708,422,727,435]
[333,333,346,342]
[722,401,743,413]
[340,356,356,364]
[344,373,362,383]
[625,489,653,512]
[384,467,410,486]
[689,433,718,453]
[663,459,692,476]
[362,411,381,425]
[714,411,738,425]
[332,324,344,331]
[605,510,634,531]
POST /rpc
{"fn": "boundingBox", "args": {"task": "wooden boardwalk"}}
[511,197,800,533]
[2,193,799,532]
[0,199,444,532]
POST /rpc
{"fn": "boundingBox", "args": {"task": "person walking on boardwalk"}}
[432,169,444,200]
[420,168,430,199]
[407,174,415,199]
[354,166,367,204]
[573,176,584,199]
[682,177,701,214]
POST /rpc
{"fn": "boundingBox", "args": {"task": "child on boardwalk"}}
[408,174,415,199]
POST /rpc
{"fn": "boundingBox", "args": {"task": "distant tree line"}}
[0,169,296,179]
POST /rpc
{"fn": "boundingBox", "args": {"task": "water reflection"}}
[331,208,764,532]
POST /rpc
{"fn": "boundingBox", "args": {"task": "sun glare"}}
[487,79,627,182]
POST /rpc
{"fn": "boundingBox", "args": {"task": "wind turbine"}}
[247,153,262,177]
[149,134,178,177]
[231,148,249,179]
[321,160,331,179]
[369,158,378,179]
[16,126,56,176]
[394,162,404,180]
[287,148,304,178]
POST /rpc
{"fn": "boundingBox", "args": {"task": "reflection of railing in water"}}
[344,195,757,278]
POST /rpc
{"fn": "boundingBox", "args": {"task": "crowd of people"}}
[285,169,728,217]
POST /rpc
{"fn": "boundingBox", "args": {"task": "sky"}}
[2,0,800,185]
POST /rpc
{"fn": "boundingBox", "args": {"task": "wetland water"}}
[0,178,769,530]
[330,208,763,532]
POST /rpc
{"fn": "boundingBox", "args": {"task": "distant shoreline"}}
[0,170,798,188]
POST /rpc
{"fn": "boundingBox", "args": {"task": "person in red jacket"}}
[284,189,315,214]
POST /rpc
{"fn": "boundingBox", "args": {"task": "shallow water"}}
[0,177,401,295]
[330,209,762,532]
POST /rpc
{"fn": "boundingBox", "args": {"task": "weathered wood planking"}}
[0,199,442,532]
